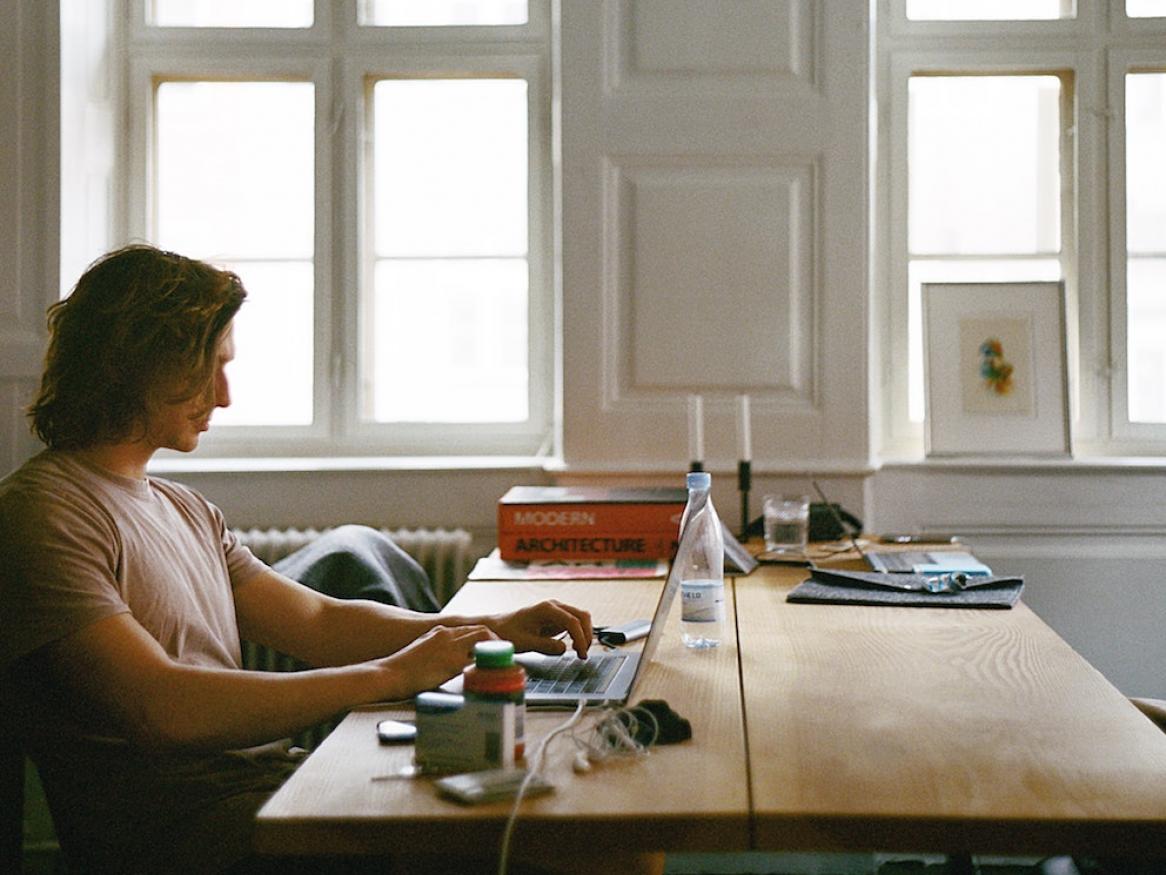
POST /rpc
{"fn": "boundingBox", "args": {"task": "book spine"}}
[498,532,679,562]
[498,502,683,534]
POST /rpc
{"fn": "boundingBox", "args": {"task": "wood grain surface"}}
[256,566,1166,860]
[739,563,1166,857]
[255,578,749,857]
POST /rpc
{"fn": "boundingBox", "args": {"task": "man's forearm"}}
[134,660,391,751]
[290,598,499,667]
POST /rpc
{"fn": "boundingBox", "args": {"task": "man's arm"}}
[27,611,496,752]
[17,571,593,753]
[232,567,593,667]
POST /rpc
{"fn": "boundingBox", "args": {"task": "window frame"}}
[120,0,557,460]
[1109,49,1166,445]
[876,0,1166,459]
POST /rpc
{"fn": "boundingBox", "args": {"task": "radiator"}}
[233,525,473,605]
[232,525,474,748]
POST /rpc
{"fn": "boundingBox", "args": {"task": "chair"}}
[1,716,24,873]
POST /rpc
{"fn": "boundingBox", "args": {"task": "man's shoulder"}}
[0,450,66,504]
[3,450,105,500]
[0,451,108,532]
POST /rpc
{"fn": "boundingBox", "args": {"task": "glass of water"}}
[763,494,810,555]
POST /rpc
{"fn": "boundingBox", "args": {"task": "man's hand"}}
[375,624,499,699]
[489,600,593,659]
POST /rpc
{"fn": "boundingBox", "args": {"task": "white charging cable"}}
[496,700,587,875]
[495,701,663,875]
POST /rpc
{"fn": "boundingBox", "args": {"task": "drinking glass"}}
[763,494,810,554]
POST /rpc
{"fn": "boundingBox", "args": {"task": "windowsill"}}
[148,455,557,475]
[148,453,1166,477]
[878,455,1166,474]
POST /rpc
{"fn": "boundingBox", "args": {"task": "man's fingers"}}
[540,600,591,658]
[429,623,497,660]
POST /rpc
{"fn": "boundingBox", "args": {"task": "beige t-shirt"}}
[0,450,294,873]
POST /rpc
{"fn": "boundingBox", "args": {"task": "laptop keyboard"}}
[875,551,933,572]
[526,653,627,696]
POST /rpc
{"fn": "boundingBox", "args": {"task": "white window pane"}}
[1128,259,1166,423]
[152,0,313,27]
[371,259,528,423]
[909,76,1062,256]
[156,81,314,259]
[908,259,1062,422]
[212,261,314,427]
[1126,73,1166,254]
[365,0,527,26]
[906,0,1072,19]
[373,79,527,258]
[1128,0,1166,17]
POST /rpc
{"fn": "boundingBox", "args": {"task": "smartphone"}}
[435,769,553,805]
[376,719,417,744]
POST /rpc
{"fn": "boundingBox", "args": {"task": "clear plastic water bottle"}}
[677,471,725,649]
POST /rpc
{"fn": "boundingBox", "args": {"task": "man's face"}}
[143,322,235,454]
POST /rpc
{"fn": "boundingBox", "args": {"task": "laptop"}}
[521,557,681,706]
[865,549,992,576]
[807,480,992,578]
[442,552,684,708]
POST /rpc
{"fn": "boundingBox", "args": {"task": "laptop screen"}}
[635,544,683,673]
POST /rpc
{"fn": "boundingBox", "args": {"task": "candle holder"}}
[737,459,751,539]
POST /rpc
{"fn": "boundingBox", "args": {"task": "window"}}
[1125,72,1166,423]
[878,0,1166,456]
[905,0,1074,21]
[906,74,1065,423]
[154,80,316,427]
[117,0,553,458]
[370,78,530,424]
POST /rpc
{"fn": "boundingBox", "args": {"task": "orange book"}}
[497,486,685,561]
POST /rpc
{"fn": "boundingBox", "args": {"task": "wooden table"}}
[255,564,1166,861]
[255,578,750,858]
[741,562,1166,858]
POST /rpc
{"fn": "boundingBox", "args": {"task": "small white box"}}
[414,692,516,774]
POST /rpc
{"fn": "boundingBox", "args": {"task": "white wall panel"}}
[0,1,57,395]
[0,1,20,327]
[611,161,814,400]
[612,0,814,92]
[1,379,41,474]
[562,0,866,472]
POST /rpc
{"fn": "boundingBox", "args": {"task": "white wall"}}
[869,462,1166,698]
[3,0,1164,700]
[559,0,869,473]
[1,0,59,473]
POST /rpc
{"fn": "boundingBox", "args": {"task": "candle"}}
[687,395,704,464]
[736,394,752,462]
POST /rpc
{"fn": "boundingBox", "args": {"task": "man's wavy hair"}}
[28,245,247,450]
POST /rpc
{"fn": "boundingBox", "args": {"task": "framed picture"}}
[923,281,1071,457]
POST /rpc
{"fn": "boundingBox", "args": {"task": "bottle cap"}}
[686,472,711,490]
[473,640,516,668]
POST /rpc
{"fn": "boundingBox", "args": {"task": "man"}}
[0,245,592,874]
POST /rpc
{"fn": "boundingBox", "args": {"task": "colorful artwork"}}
[925,282,1069,456]
[958,317,1033,416]
[978,338,1014,395]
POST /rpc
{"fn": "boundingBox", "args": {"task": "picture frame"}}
[923,281,1071,458]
